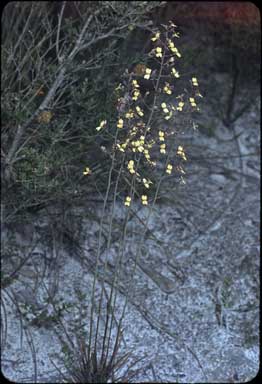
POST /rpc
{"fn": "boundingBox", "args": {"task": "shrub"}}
[1,1,165,225]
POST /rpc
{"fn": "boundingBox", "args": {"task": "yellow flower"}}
[160,143,166,154]
[177,145,187,161]
[130,126,138,136]
[168,39,175,49]
[124,196,132,206]
[144,149,151,161]
[96,119,107,131]
[189,97,197,107]
[166,164,173,174]
[127,160,135,174]
[167,40,181,57]
[159,131,165,141]
[171,68,180,78]
[177,101,184,111]
[163,82,172,95]
[117,142,128,152]
[174,49,181,57]
[151,31,160,42]
[117,118,124,129]
[144,68,152,80]
[155,47,162,58]
[83,167,91,175]
[141,195,148,205]
[135,106,144,117]
[161,103,169,114]
[164,111,173,120]
[143,178,152,189]
[117,144,124,152]
[132,79,140,88]
[192,77,198,86]
[125,110,134,119]
[132,89,140,101]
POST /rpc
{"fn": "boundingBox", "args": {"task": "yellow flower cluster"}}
[177,145,187,161]
[163,82,172,95]
[83,167,91,175]
[82,22,202,210]
[131,135,145,153]
[117,139,129,152]
[166,164,173,174]
[125,110,134,119]
[115,119,156,168]
[117,118,124,129]
[96,120,107,131]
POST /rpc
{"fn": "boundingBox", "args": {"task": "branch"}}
[56,1,66,64]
